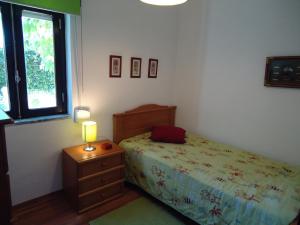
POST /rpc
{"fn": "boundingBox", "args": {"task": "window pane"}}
[0,12,10,111]
[22,11,57,109]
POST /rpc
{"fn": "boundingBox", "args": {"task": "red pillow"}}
[150,126,186,144]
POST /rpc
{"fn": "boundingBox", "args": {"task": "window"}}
[0,10,10,112]
[0,2,67,119]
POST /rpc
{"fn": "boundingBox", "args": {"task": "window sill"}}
[10,114,71,126]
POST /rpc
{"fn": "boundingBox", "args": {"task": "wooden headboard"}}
[113,104,177,144]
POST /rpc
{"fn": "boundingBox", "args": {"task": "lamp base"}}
[84,144,96,152]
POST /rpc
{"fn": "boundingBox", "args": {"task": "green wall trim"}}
[4,0,80,15]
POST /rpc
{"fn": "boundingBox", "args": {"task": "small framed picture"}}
[148,58,158,78]
[130,57,142,78]
[109,55,122,78]
[265,56,300,88]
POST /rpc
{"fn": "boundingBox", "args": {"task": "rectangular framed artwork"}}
[265,56,300,88]
[109,55,122,78]
[130,57,142,78]
[148,58,158,78]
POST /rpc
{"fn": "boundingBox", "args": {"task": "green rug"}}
[89,197,186,225]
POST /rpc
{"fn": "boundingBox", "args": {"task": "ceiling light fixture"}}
[140,0,188,6]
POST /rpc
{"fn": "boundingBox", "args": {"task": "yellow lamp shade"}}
[82,121,97,143]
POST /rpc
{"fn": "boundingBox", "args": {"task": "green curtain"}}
[4,0,80,15]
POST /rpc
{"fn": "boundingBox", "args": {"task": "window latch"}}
[15,70,21,84]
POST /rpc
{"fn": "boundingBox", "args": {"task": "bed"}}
[113,104,300,225]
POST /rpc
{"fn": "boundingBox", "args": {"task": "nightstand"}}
[63,140,125,213]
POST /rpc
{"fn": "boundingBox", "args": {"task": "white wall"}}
[174,0,300,165]
[6,120,82,205]
[81,0,178,138]
[6,0,178,205]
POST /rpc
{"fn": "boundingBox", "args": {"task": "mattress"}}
[120,132,300,225]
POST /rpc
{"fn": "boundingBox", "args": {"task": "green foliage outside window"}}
[22,16,55,74]
[0,50,7,88]
[22,16,56,93]
[23,49,55,92]
[0,15,57,110]
[0,48,56,90]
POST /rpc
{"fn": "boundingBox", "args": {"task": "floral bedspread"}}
[120,133,300,225]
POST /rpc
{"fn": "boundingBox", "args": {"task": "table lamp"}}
[82,121,97,152]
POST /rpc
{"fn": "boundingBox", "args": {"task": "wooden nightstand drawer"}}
[79,153,123,178]
[79,182,123,211]
[78,167,124,194]
[101,154,123,170]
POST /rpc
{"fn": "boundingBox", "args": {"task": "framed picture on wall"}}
[265,56,300,88]
[130,57,142,78]
[109,55,122,78]
[148,58,158,78]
